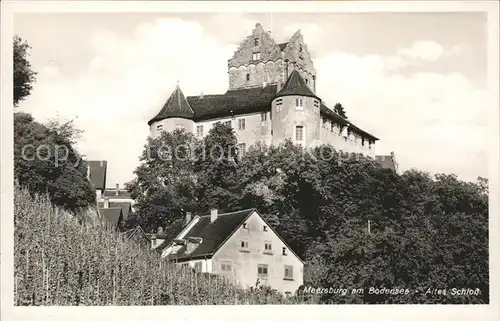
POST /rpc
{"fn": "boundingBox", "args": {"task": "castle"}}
[148,22,378,157]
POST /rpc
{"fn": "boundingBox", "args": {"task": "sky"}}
[14,11,488,187]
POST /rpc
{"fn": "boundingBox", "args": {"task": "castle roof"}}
[148,85,194,125]
[275,70,319,100]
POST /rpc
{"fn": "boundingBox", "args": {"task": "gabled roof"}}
[148,85,195,125]
[166,209,254,260]
[100,207,123,229]
[163,208,303,264]
[98,201,132,220]
[87,160,107,192]
[275,70,319,100]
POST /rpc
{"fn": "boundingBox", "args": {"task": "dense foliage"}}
[14,35,37,106]
[127,125,489,304]
[14,112,96,212]
[14,185,313,305]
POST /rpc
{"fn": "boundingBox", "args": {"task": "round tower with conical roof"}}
[271,70,321,147]
[147,84,195,139]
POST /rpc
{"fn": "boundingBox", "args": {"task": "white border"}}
[1,1,499,321]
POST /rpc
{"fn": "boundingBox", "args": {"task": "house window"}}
[224,120,231,128]
[220,261,232,272]
[264,242,272,251]
[196,125,203,137]
[295,98,303,110]
[181,263,189,270]
[241,240,249,249]
[284,265,294,280]
[282,247,287,255]
[246,73,250,81]
[252,52,261,61]
[263,225,267,232]
[261,112,267,122]
[257,264,268,278]
[238,118,246,130]
[238,143,246,158]
[254,38,259,46]
[194,261,202,273]
[295,126,304,142]
[156,124,163,132]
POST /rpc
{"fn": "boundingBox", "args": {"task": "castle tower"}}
[147,84,195,139]
[271,70,321,147]
[227,23,317,92]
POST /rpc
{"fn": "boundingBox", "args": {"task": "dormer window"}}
[252,52,261,61]
[254,38,259,46]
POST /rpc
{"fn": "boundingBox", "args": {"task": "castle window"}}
[196,125,203,137]
[238,118,246,130]
[263,225,268,232]
[156,124,163,132]
[295,126,304,141]
[314,100,319,108]
[246,73,250,81]
[322,118,328,128]
[261,112,267,122]
[242,222,248,229]
[257,264,268,278]
[299,44,303,52]
[252,52,261,61]
[295,98,303,110]
[306,79,309,84]
[254,38,259,46]
[276,105,282,113]
[331,122,335,132]
[282,247,287,255]
[241,240,249,249]
[284,265,294,280]
[238,143,246,158]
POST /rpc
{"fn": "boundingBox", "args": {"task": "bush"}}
[14,184,311,305]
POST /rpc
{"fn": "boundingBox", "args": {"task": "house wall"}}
[212,212,303,294]
[150,117,195,139]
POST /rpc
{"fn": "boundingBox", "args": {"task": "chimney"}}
[185,211,192,226]
[276,81,282,93]
[200,92,204,99]
[210,208,218,223]
[115,183,119,195]
[104,197,109,208]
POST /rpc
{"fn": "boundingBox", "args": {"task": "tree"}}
[193,122,241,213]
[14,113,95,212]
[14,35,37,106]
[125,128,198,232]
[334,103,347,119]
